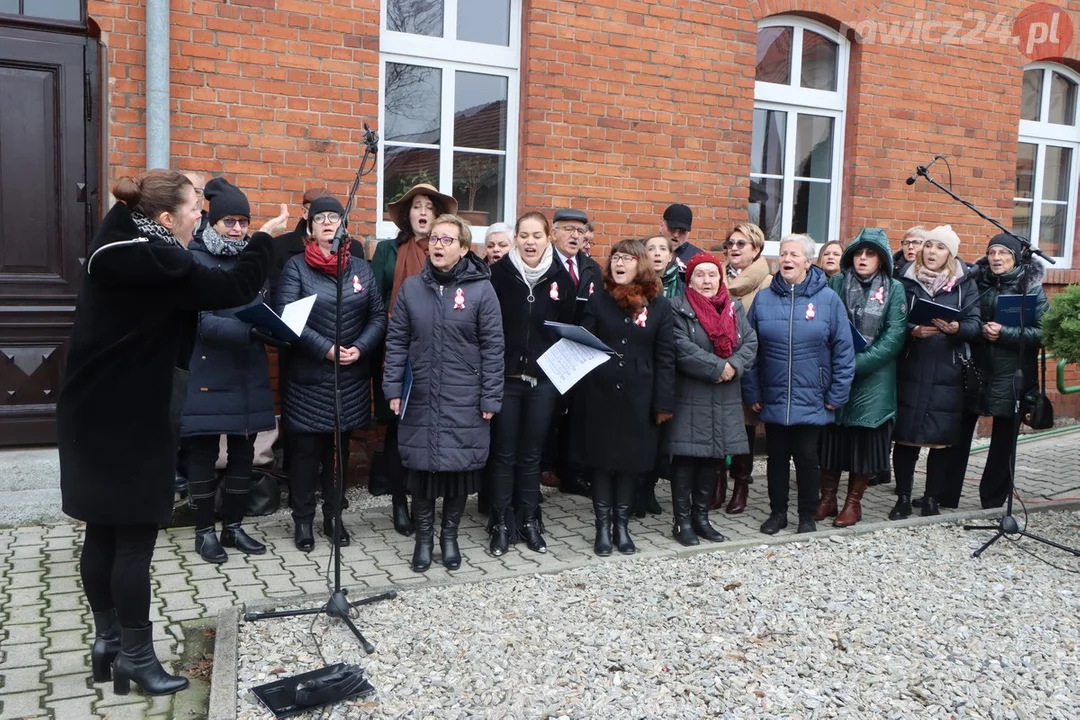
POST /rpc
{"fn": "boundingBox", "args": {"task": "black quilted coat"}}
[276,252,386,433]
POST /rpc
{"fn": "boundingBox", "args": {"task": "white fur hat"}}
[925,224,960,258]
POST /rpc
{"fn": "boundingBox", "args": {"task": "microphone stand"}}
[245,126,399,653]
[909,160,1079,559]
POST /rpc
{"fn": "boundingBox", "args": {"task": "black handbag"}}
[245,471,281,516]
[1020,348,1054,430]
[956,345,984,411]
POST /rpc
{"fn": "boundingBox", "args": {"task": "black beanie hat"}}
[987,233,1023,261]
[204,177,250,225]
[308,195,345,219]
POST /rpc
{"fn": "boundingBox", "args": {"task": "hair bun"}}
[111,176,142,206]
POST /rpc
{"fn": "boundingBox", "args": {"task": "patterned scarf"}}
[844,268,888,344]
[660,263,681,298]
[304,240,349,277]
[916,264,954,297]
[201,225,248,257]
[131,211,183,248]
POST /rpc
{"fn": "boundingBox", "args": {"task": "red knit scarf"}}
[304,240,349,276]
[685,284,738,358]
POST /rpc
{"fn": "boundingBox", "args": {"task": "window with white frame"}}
[1015,63,1079,266]
[751,18,848,255]
[378,0,521,239]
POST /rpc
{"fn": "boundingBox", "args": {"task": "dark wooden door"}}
[0,26,97,446]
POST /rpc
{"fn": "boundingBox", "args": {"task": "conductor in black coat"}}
[57,170,289,696]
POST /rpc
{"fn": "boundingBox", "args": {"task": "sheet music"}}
[280,294,317,336]
[537,338,611,395]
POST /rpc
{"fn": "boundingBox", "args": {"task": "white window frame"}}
[752,17,849,257]
[377,0,521,240]
[1016,62,1080,268]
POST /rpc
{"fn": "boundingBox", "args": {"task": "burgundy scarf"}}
[304,241,350,277]
[685,284,738,358]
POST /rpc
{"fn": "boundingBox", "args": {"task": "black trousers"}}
[489,378,559,516]
[945,412,1016,509]
[382,421,410,503]
[893,444,951,501]
[289,431,350,522]
[764,423,822,517]
[186,433,256,530]
[80,523,159,627]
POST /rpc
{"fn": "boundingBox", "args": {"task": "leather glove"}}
[250,326,291,349]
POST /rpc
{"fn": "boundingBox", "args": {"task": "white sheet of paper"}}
[280,294,317,336]
[537,338,611,395]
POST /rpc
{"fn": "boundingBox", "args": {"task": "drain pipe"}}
[145,0,170,169]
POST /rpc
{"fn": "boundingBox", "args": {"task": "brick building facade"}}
[4,0,1080,446]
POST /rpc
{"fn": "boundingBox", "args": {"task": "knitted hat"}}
[308,195,346,220]
[987,233,1022,261]
[925,224,960,258]
[204,177,250,226]
[685,252,723,279]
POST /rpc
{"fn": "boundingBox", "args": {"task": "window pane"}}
[1040,202,1068,256]
[1013,200,1033,241]
[748,177,783,243]
[1021,70,1042,121]
[384,63,442,143]
[454,73,507,151]
[1049,71,1077,125]
[795,114,833,179]
[793,180,830,242]
[801,31,838,91]
[453,152,506,225]
[458,0,510,46]
[31,0,82,20]
[0,1,19,15]
[1016,143,1037,199]
[1042,145,1072,201]
[387,0,443,37]
[751,109,786,176]
[756,26,792,85]
[383,147,440,215]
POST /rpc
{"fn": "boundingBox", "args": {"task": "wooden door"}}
[0,26,97,446]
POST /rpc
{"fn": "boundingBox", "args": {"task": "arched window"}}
[1016,63,1080,266]
[751,17,849,254]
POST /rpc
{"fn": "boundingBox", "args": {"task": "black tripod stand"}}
[245,125,398,653]
[908,156,1079,559]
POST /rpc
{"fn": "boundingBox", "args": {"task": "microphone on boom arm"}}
[906,155,944,185]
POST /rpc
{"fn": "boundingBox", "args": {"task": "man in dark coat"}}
[660,203,704,270]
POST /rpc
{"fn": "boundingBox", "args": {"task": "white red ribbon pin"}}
[805,302,816,321]
[352,275,363,293]
[872,286,885,304]
[588,282,595,296]
[676,256,686,270]
[549,282,560,301]
[453,288,466,310]
[634,307,648,327]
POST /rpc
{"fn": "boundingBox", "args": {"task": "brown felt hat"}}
[387,183,458,233]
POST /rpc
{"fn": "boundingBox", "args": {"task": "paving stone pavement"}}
[1,429,1077,719]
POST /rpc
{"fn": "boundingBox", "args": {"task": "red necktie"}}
[568,257,578,286]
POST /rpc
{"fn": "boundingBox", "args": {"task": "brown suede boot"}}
[834,474,870,527]
[815,470,841,521]
[726,454,753,514]
[710,466,728,510]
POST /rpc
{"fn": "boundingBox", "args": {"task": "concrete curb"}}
[208,498,1080,719]
[208,606,240,720]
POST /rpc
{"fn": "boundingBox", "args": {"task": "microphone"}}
[906,155,942,186]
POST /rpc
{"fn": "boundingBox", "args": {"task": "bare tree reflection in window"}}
[385,63,442,143]
[387,0,444,37]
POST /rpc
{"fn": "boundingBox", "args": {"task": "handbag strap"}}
[1041,346,1047,394]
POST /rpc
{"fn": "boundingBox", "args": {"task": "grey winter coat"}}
[382,254,505,473]
[666,293,758,460]
[276,251,386,433]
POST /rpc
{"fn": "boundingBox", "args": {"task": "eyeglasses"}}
[611,253,638,265]
[901,239,924,248]
[430,235,459,247]
[723,239,749,250]
[312,212,341,224]
[555,225,586,236]
[221,217,250,229]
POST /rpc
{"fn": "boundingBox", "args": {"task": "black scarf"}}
[844,268,888,344]
[201,225,248,257]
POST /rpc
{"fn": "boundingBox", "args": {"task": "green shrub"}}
[1042,284,1080,364]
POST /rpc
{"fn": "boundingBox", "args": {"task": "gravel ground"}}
[237,510,1080,719]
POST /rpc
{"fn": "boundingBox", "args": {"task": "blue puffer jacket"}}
[742,264,855,426]
[180,238,276,438]
[277,251,387,433]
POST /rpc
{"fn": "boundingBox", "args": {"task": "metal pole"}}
[145,0,170,169]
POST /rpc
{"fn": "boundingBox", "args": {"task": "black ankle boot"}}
[322,517,351,547]
[669,471,699,547]
[294,520,314,552]
[194,528,227,564]
[797,514,817,534]
[921,497,940,516]
[488,506,510,557]
[112,624,189,696]
[690,470,725,542]
[889,495,912,521]
[392,495,414,536]
[518,505,547,554]
[760,512,788,535]
[412,498,436,572]
[440,495,466,570]
[220,523,266,555]
[91,610,120,683]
